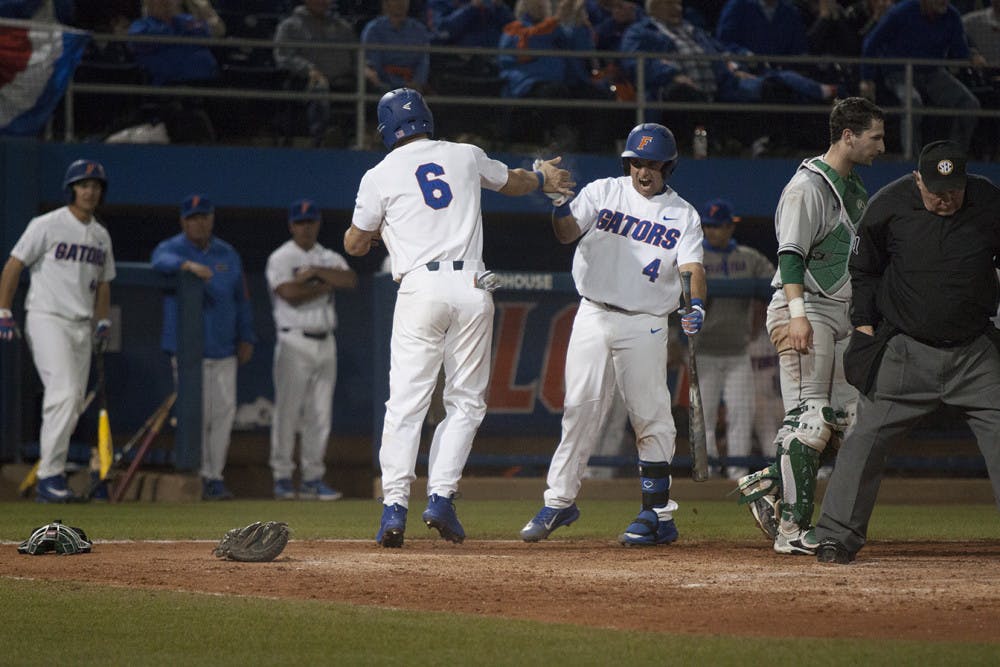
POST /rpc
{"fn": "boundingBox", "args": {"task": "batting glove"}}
[532,159,571,207]
[475,270,499,293]
[681,299,705,336]
[0,308,19,341]
[94,319,111,353]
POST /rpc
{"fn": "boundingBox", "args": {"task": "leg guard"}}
[638,460,670,511]
[779,437,822,528]
[619,460,678,546]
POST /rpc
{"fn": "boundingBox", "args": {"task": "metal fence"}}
[55,29,1000,159]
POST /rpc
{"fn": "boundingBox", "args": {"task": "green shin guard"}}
[779,438,821,528]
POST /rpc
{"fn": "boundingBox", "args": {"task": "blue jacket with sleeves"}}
[429,0,513,47]
[151,233,256,359]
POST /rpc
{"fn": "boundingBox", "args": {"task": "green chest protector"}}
[803,158,869,297]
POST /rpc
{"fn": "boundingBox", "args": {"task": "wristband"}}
[0,308,11,318]
[554,201,572,218]
[533,170,545,190]
[788,297,806,318]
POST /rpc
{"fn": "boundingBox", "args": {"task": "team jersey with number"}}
[351,138,509,279]
[568,176,703,316]
[266,240,349,331]
[11,206,116,320]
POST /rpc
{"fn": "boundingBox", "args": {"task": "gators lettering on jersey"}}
[568,176,703,316]
[11,207,116,320]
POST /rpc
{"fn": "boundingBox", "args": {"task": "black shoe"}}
[816,539,855,564]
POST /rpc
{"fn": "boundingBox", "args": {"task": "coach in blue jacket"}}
[152,194,256,501]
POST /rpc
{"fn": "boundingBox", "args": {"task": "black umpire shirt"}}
[850,173,1000,345]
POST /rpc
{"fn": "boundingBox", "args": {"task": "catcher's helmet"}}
[63,159,108,204]
[620,123,678,178]
[17,521,92,555]
[377,88,434,150]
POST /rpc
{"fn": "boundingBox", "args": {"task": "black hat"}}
[918,140,967,193]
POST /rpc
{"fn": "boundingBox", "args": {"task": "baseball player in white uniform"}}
[520,123,707,546]
[267,198,357,500]
[344,87,573,548]
[0,159,115,503]
[736,97,886,554]
[696,198,775,480]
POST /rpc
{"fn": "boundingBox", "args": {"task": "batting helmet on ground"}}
[63,159,108,204]
[17,521,92,555]
[377,88,434,150]
[620,124,678,178]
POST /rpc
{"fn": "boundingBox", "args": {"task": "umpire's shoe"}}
[619,509,678,546]
[36,474,77,504]
[376,503,407,548]
[520,504,581,542]
[422,494,465,544]
[816,539,855,564]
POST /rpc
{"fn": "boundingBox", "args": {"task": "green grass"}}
[1,500,997,666]
[1,499,997,542]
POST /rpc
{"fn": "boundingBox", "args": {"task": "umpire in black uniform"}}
[814,140,1000,564]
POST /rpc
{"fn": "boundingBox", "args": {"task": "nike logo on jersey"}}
[662,216,678,221]
[595,209,680,249]
[54,243,106,266]
[650,327,662,334]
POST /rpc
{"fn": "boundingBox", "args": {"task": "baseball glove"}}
[212,521,290,562]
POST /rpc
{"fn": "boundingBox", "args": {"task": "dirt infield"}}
[4,538,999,641]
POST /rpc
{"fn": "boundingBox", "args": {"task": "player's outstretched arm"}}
[500,157,575,198]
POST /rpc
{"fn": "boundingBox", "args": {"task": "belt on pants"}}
[585,297,634,315]
[280,328,329,340]
[423,260,484,272]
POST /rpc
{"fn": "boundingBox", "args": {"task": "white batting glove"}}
[475,270,499,292]
[532,159,571,207]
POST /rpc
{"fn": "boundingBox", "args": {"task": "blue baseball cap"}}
[181,194,214,219]
[700,198,741,226]
[289,198,321,223]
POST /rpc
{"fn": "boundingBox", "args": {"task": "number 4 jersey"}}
[351,138,509,280]
[568,176,703,316]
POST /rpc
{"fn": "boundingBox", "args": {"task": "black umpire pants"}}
[815,333,1000,554]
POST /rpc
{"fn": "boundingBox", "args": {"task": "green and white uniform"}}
[742,156,868,553]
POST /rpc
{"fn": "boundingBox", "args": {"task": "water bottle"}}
[693,125,708,160]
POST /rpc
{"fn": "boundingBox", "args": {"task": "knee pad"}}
[787,401,840,453]
[638,460,670,509]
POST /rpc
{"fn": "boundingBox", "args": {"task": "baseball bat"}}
[82,391,177,501]
[17,388,98,496]
[96,351,113,479]
[680,270,710,482]
[110,392,177,503]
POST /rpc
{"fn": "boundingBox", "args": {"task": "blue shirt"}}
[861,0,970,80]
[361,16,432,88]
[428,0,513,47]
[498,16,594,98]
[128,14,219,86]
[151,233,256,359]
[715,0,808,56]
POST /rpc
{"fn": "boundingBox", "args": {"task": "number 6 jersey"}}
[568,176,703,316]
[351,138,509,280]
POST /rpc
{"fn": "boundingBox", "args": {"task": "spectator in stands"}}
[962,0,1000,160]
[621,0,840,106]
[860,0,983,154]
[360,0,432,92]
[594,0,642,51]
[128,0,224,86]
[274,0,358,146]
[805,0,892,59]
[429,0,513,48]
[715,0,809,56]
[497,0,614,148]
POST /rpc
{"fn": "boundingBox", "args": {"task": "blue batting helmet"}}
[377,88,434,150]
[63,159,108,204]
[620,124,679,178]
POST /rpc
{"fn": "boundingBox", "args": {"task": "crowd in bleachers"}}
[1,0,998,157]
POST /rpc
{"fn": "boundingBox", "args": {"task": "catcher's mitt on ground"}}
[212,521,290,562]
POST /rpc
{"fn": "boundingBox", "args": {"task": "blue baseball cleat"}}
[35,474,76,504]
[376,503,407,548]
[619,509,678,546]
[422,494,465,543]
[520,504,581,542]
